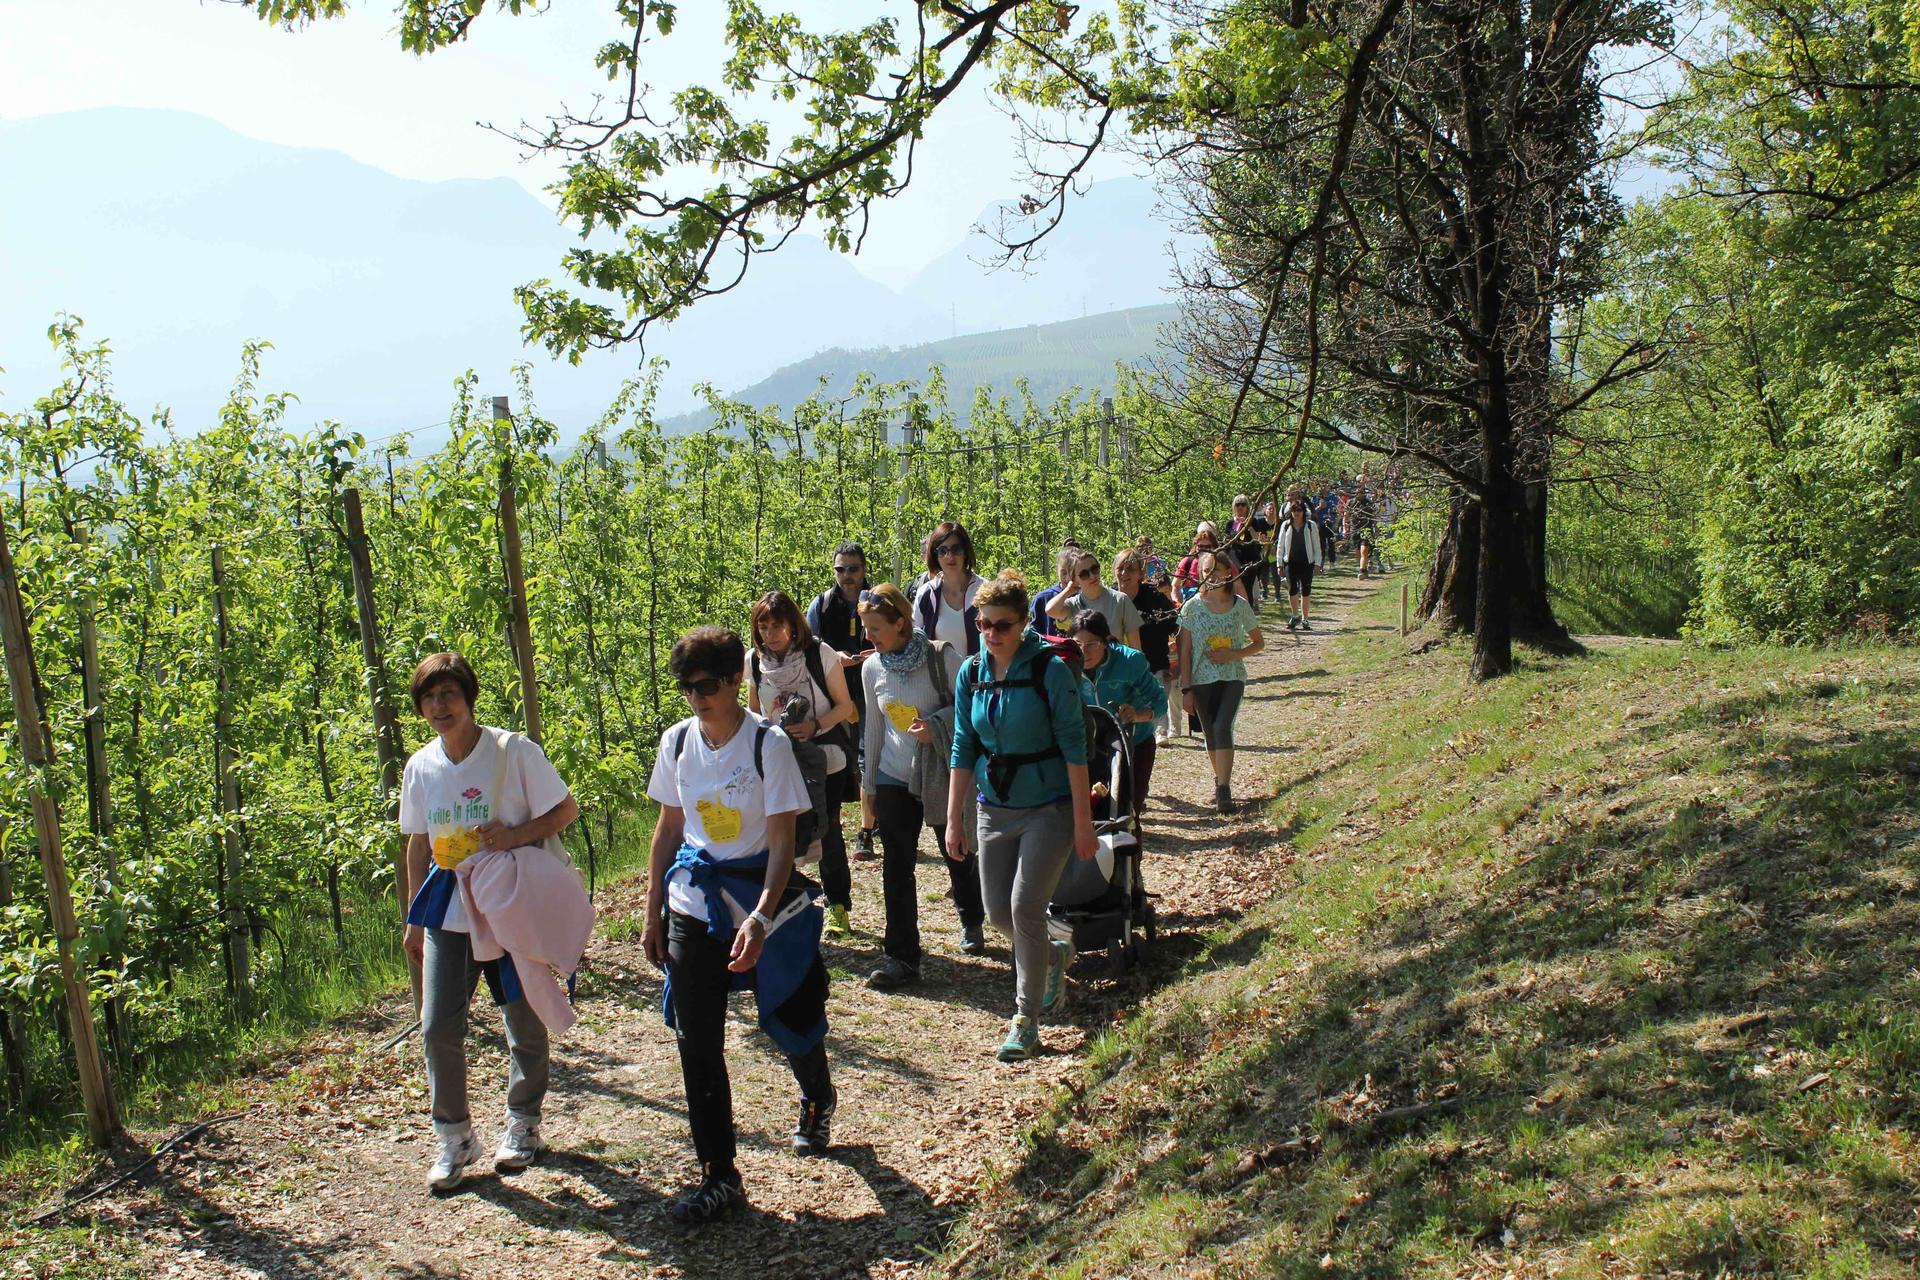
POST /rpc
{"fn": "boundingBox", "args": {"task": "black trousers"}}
[818,767,853,909]
[665,910,832,1176]
[874,784,985,967]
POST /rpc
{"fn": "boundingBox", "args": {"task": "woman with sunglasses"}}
[1045,549,1143,648]
[946,570,1096,1063]
[1178,551,1266,814]
[1070,609,1167,808]
[643,626,835,1224]
[855,583,987,991]
[1112,548,1180,744]
[746,591,858,940]
[912,520,985,654]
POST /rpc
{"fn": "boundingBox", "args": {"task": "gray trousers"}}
[1153,668,1179,739]
[422,928,550,1127]
[976,799,1075,1020]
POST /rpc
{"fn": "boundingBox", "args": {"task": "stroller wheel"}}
[1107,938,1130,974]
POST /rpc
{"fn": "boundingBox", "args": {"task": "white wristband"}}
[747,909,774,931]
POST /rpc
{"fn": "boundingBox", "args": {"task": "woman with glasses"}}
[746,591,859,940]
[643,626,835,1224]
[912,520,985,654]
[1045,549,1143,648]
[1276,490,1326,631]
[855,583,987,991]
[1178,551,1266,814]
[806,541,880,864]
[1111,549,1180,744]
[1070,609,1167,808]
[946,571,1096,1062]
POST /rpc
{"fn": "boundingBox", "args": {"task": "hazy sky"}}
[0,0,1140,287]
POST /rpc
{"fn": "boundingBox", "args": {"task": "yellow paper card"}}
[1207,634,1232,652]
[885,700,920,732]
[697,797,743,843]
[432,827,479,870]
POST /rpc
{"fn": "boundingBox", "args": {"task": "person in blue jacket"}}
[1071,609,1168,810]
[944,569,1096,1062]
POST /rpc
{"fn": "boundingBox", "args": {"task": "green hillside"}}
[666,303,1178,429]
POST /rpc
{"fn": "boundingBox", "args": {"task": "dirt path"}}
[35,572,1384,1280]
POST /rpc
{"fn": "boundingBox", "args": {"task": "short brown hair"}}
[748,590,813,655]
[670,626,746,681]
[1113,548,1144,577]
[973,568,1030,616]
[856,582,912,626]
[411,652,479,713]
[924,521,975,576]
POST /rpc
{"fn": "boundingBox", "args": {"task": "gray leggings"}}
[422,928,550,1127]
[1194,679,1245,750]
[976,799,1075,1020]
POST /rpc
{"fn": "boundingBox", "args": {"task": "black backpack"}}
[671,720,822,857]
[965,649,1082,800]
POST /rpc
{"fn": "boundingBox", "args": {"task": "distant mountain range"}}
[664,303,1179,431]
[0,108,1200,440]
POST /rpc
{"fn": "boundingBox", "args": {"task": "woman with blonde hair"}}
[1177,551,1265,813]
[857,583,986,990]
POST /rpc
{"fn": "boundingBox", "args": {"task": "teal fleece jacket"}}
[1086,643,1166,747]
[950,628,1090,807]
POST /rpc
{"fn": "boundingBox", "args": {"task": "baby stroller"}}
[1048,704,1157,972]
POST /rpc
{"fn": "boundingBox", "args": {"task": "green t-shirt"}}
[1179,594,1259,685]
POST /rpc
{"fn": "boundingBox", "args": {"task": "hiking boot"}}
[494,1113,545,1172]
[823,903,852,940]
[427,1122,483,1192]
[1300,618,1313,631]
[791,1089,837,1157]
[1287,615,1299,630]
[959,923,987,956]
[670,1165,744,1224]
[996,1014,1040,1062]
[853,827,876,861]
[1214,783,1235,815]
[1042,939,1072,1012]
[867,957,919,991]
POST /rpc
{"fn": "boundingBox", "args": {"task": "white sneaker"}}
[495,1114,546,1171]
[427,1122,483,1192]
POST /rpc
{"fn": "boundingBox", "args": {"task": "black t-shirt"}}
[1133,584,1177,673]
[1231,514,1273,566]
[1285,517,1314,566]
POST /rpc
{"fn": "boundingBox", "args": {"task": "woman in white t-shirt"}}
[644,625,835,1225]
[745,590,858,940]
[399,652,580,1193]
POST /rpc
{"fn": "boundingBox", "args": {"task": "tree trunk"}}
[1421,481,1577,666]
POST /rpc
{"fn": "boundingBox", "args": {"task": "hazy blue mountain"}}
[0,110,1189,441]
[0,109,944,437]
[663,303,1178,432]
[904,178,1202,336]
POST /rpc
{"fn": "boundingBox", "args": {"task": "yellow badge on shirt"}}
[885,700,920,732]
[432,827,479,870]
[697,797,743,843]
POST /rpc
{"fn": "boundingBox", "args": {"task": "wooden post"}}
[1099,398,1112,470]
[74,527,124,1057]
[211,545,251,1015]
[494,395,543,744]
[0,513,120,1142]
[342,489,415,1006]
[891,405,917,582]
[1401,581,1410,636]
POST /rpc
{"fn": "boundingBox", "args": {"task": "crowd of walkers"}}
[393,482,1398,1223]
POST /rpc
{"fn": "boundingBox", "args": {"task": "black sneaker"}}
[867,957,919,991]
[853,827,876,861]
[1214,783,1235,815]
[959,923,987,955]
[792,1090,836,1157]
[670,1166,744,1224]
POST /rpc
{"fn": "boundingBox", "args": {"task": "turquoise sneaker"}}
[997,1015,1040,1062]
[1043,939,1072,1012]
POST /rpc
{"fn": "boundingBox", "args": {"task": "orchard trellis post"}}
[211,543,251,1016]
[0,508,121,1144]
[495,394,544,744]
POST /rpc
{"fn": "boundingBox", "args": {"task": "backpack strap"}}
[803,641,830,707]
[969,650,1066,798]
[677,719,772,780]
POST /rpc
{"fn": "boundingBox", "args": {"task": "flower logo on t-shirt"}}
[462,787,482,800]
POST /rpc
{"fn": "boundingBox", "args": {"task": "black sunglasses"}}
[975,616,1019,634]
[833,563,864,576]
[935,542,967,558]
[1075,566,1099,579]
[677,675,725,697]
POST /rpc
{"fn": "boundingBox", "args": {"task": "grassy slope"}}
[942,588,1919,1279]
